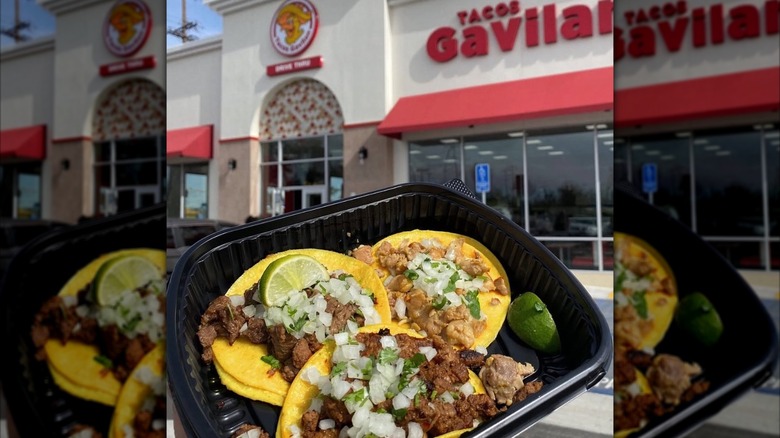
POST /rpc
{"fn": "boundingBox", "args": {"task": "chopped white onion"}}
[419,346,437,362]
[440,391,455,403]
[380,336,398,350]
[460,382,475,397]
[239,322,248,333]
[334,332,350,346]
[151,419,165,431]
[61,295,78,307]
[75,305,89,318]
[475,345,488,355]
[319,419,336,430]
[394,298,406,319]
[229,295,245,307]
[392,393,411,410]
[242,305,256,318]
[408,422,423,438]
[302,366,322,384]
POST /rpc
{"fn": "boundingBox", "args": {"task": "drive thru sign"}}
[475,163,490,193]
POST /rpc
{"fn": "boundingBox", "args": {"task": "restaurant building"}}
[614,0,779,271]
[166,0,615,270]
[0,0,166,224]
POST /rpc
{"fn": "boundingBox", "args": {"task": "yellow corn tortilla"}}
[214,249,392,406]
[614,232,678,350]
[44,248,165,405]
[370,230,511,349]
[109,342,165,438]
[277,324,486,438]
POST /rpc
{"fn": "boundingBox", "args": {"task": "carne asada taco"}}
[614,232,677,351]
[278,324,501,438]
[352,230,511,350]
[31,248,166,406]
[198,249,392,406]
[109,342,166,438]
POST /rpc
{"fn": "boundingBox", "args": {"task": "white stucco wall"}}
[0,38,55,131]
[388,0,614,101]
[213,0,390,138]
[47,0,166,140]
[166,37,223,130]
[614,0,779,89]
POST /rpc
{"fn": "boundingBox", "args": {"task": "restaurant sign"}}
[103,0,153,58]
[427,0,613,62]
[616,0,779,60]
[271,0,320,57]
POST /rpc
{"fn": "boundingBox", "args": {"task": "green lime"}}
[94,255,162,306]
[676,292,723,346]
[259,254,330,306]
[507,292,561,354]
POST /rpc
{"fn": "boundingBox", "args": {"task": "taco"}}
[109,342,166,438]
[614,232,677,351]
[351,230,511,349]
[277,324,502,438]
[197,249,392,406]
[30,248,166,406]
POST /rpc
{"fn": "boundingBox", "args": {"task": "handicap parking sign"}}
[475,163,490,193]
[642,163,657,194]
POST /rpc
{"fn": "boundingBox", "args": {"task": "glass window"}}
[408,140,461,184]
[261,135,341,217]
[282,137,324,161]
[629,135,692,226]
[328,135,343,158]
[462,135,524,224]
[185,166,209,219]
[1,163,43,219]
[262,141,279,162]
[599,129,614,235]
[765,129,779,237]
[694,129,763,236]
[614,139,629,185]
[166,165,182,218]
[527,130,596,236]
[282,162,324,186]
[94,137,163,216]
[116,138,158,160]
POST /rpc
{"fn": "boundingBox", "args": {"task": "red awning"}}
[166,125,213,159]
[615,67,780,127]
[377,67,613,138]
[0,125,46,160]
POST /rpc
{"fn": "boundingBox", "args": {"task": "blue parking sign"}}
[475,163,490,193]
[642,163,657,194]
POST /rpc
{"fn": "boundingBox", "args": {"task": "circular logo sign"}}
[103,0,152,58]
[270,0,319,57]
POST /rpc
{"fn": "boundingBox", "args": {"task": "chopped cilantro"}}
[121,315,142,333]
[343,388,368,406]
[287,316,307,333]
[443,272,459,293]
[227,304,234,321]
[338,273,353,281]
[399,353,426,389]
[362,358,374,378]
[631,290,649,319]
[615,269,626,291]
[463,289,481,319]
[432,295,448,310]
[330,362,347,377]
[378,347,399,365]
[404,270,419,280]
[93,355,113,369]
[261,355,281,369]
[392,408,408,421]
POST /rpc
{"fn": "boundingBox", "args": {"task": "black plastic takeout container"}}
[167,181,613,438]
[614,184,778,437]
[0,203,166,437]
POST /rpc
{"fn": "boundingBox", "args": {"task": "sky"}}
[0,0,222,49]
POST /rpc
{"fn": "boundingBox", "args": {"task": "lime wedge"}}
[94,255,162,306]
[676,291,723,346]
[507,292,562,354]
[259,254,330,306]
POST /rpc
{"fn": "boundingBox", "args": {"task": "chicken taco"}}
[109,342,166,438]
[614,232,677,351]
[277,324,503,438]
[30,248,166,406]
[197,249,393,406]
[351,230,511,350]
